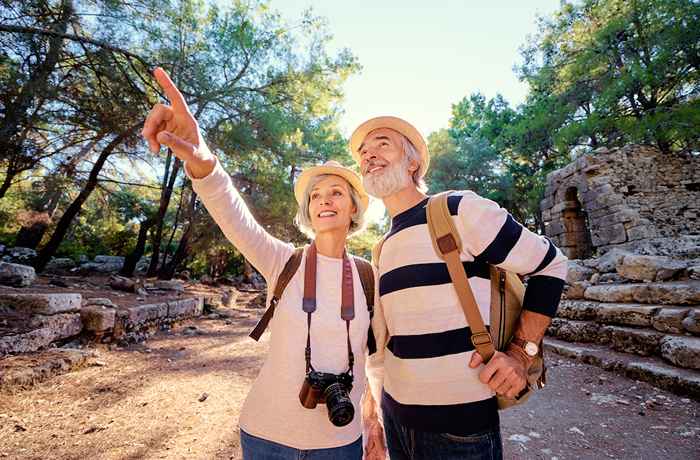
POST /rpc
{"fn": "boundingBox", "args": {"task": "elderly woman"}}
[142,68,385,460]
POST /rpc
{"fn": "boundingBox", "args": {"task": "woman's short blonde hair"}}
[294,174,368,239]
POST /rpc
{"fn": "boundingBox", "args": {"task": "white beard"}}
[362,154,413,198]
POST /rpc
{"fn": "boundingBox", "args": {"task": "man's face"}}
[358,128,416,198]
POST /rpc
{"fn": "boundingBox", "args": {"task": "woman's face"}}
[308,175,357,237]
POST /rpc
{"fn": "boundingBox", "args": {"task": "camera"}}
[299,370,354,426]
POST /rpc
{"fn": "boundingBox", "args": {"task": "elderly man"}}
[356,116,568,459]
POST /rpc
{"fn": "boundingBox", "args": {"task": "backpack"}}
[371,192,545,410]
[249,247,376,355]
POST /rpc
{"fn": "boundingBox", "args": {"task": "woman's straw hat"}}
[294,160,369,209]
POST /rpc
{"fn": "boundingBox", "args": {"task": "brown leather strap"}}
[303,243,318,313]
[353,255,376,355]
[341,254,355,321]
[249,247,304,341]
[426,192,496,363]
[352,256,374,310]
[302,241,356,373]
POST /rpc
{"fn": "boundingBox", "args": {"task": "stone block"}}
[94,255,125,264]
[644,281,700,305]
[596,304,660,327]
[563,281,590,300]
[566,261,595,283]
[616,254,686,282]
[0,293,82,315]
[660,336,700,370]
[0,313,82,356]
[584,284,639,303]
[556,300,600,320]
[682,309,700,335]
[595,249,632,273]
[125,302,168,326]
[167,298,203,318]
[652,307,691,334]
[547,318,603,343]
[84,298,117,308]
[81,306,116,332]
[44,258,75,271]
[605,325,662,356]
[0,262,36,287]
[627,225,658,241]
[591,223,627,246]
[153,279,185,292]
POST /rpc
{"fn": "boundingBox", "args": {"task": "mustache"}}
[364,160,387,173]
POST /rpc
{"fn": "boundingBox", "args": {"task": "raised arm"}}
[141,68,292,280]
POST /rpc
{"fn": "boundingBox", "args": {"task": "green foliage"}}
[518,0,700,153]
[0,0,361,277]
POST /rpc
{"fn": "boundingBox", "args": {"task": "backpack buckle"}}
[471,332,492,347]
[437,234,458,254]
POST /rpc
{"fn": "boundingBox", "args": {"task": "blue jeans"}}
[383,410,503,460]
[240,429,362,460]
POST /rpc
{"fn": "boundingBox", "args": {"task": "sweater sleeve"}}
[187,159,294,283]
[456,191,568,317]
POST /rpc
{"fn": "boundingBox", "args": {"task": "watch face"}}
[525,342,538,356]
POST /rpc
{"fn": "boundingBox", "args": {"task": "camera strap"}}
[302,241,355,375]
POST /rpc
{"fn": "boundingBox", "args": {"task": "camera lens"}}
[323,382,354,427]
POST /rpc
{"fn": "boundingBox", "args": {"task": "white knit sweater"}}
[189,160,369,449]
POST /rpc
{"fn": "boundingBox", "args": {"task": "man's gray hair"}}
[294,174,367,239]
[401,136,428,193]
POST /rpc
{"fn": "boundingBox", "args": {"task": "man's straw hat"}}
[349,116,429,173]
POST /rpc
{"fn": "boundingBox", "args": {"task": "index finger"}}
[153,67,189,113]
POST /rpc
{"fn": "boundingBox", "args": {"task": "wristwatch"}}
[510,337,539,357]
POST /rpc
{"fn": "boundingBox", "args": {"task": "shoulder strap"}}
[353,255,377,355]
[249,247,304,341]
[371,236,386,269]
[426,192,496,363]
[352,256,374,311]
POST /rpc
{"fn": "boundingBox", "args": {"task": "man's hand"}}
[363,417,387,460]
[469,350,527,399]
[141,67,216,178]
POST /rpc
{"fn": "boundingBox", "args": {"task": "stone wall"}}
[541,145,700,258]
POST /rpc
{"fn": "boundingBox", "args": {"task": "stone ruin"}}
[0,250,240,389]
[540,145,700,399]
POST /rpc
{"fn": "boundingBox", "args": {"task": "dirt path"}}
[1,300,698,460]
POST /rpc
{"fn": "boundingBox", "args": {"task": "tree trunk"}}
[159,182,186,273]
[0,1,73,196]
[120,217,155,277]
[0,171,15,200]
[158,188,197,280]
[34,123,141,272]
[147,153,181,276]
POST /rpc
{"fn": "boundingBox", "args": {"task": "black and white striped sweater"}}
[369,191,568,435]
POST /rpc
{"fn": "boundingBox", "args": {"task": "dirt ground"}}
[1,298,698,460]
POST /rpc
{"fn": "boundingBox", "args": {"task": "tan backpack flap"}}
[426,192,496,363]
[249,247,304,341]
[489,266,526,350]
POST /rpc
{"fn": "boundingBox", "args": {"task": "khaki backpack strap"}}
[249,247,304,341]
[426,192,496,363]
[371,236,386,270]
[353,255,377,355]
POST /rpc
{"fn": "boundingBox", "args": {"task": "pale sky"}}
[273,0,562,139]
[272,1,563,223]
